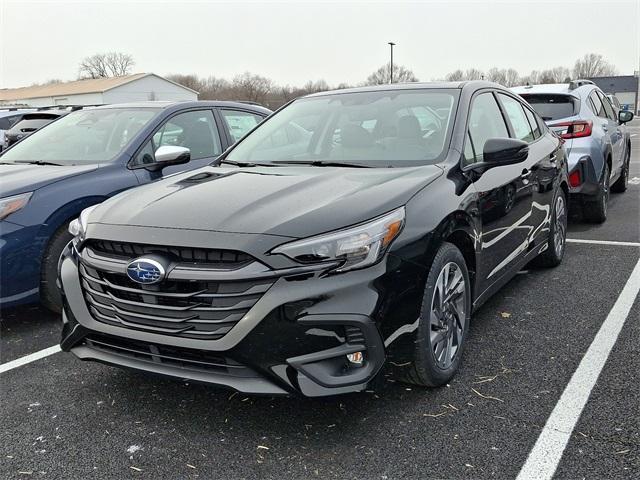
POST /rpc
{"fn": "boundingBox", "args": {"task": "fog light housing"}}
[346,351,364,365]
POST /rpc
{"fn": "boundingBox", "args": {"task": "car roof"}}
[93,100,272,115]
[302,80,504,98]
[511,83,595,98]
[0,109,34,118]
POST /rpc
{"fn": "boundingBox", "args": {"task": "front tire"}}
[403,242,471,387]
[41,224,73,313]
[584,162,609,224]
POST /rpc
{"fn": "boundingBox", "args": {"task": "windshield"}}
[0,108,158,164]
[226,89,459,167]
[520,94,578,121]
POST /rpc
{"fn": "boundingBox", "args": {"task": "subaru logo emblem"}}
[126,258,166,284]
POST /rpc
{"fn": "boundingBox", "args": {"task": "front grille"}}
[79,263,274,340]
[85,333,259,377]
[86,239,253,268]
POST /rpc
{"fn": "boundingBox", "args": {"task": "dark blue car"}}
[0,100,271,311]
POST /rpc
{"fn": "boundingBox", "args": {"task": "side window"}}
[498,94,534,143]
[589,92,606,118]
[465,92,509,166]
[221,109,263,143]
[597,91,616,120]
[463,131,476,165]
[523,106,542,139]
[133,110,221,166]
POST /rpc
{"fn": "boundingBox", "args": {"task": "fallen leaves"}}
[500,312,512,318]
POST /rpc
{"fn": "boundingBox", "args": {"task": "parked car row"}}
[512,79,633,222]
[0,79,633,398]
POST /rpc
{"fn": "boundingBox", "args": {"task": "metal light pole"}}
[388,42,395,84]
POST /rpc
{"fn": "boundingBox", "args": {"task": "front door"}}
[464,91,535,291]
[131,109,224,183]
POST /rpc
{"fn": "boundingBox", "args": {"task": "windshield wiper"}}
[218,159,280,168]
[13,160,63,166]
[271,160,371,168]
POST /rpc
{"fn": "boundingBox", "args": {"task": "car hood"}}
[0,164,99,196]
[91,165,443,238]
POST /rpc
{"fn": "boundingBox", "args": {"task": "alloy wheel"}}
[554,194,567,258]
[429,262,466,370]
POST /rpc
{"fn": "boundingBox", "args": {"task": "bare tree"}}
[539,66,571,84]
[231,72,274,104]
[79,52,134,79]
[445,69,464,82]
[486,68,507,85]
[365,63,418,85]
[573,53,617,78]
[166,74,202,92]
[503,68,520,87]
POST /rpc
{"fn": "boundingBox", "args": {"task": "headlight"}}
[68,205,98,239]
[272,207,405,272]
[0,192,33,221]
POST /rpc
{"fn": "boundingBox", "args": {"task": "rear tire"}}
[40,224,73,313]
[611,149,630,193]
[530,189,567,268]
[403,242,471,387]
[583,162,609,224]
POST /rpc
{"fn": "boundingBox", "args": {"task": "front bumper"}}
[0,220,42,308]
[59,240,389,397]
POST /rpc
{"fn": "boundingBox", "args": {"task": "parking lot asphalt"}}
[1,121,639,479]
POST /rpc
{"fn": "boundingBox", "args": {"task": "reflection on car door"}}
[496,93,557,249]
[465,91,535,292]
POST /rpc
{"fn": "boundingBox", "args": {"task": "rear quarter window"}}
[519,94,578,121]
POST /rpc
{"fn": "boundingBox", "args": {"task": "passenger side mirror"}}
[618,110,634,124]
[146,146,191,172]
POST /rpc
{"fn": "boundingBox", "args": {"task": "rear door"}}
[465,91,534,289]
[597,90,624,176]
[218,108,267,146]
[588,91,618,177]
[497,92,558,248]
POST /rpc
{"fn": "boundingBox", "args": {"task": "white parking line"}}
[0,345,61,374]
[517,257,640,480]
[567,238,640,247]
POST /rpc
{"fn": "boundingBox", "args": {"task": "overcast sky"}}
[1,0,638,88]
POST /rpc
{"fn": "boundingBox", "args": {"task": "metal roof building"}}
[588,75,639,111]
[0,73,198,107]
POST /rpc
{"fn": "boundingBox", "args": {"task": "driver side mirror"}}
[483,138,529,165]
[146,146,191,172]
[618,110,634,124]
[468,138,529,176]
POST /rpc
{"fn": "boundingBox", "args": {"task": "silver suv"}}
[512,80,634,223]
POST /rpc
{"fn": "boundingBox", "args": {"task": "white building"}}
[0,73,198,107]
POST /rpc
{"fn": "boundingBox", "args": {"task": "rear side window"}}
[221,109,264,143]
[597,91,616,120]
[523,106,542,139]
[588,92,606,118]
[498,94,534,143]
[519,94,578,121]
[465,92,509,166]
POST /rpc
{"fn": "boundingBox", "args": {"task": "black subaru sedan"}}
[60,81,568,397]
